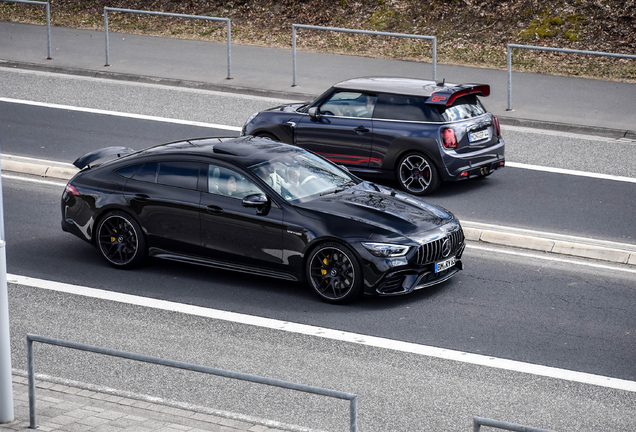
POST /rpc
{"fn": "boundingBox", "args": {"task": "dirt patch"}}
[1,0,635,82]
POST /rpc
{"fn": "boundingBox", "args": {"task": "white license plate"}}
[435,256,456,273]
[469,129,490,142]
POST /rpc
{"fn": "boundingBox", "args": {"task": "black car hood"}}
[295,182,455,238]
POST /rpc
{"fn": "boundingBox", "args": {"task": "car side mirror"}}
[242,193,270,215]
[308,107,319,121]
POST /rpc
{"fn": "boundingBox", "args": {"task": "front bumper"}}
[372,258,464,296]
[361,242,466,296]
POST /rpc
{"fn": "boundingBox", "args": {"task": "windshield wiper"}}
[320,181,356,196]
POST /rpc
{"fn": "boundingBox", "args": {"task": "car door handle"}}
[354,126,370,133]
[133,194,150,202]
[206,205,224,214]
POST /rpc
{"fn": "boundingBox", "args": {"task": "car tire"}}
[306,242,363,304]
[96,211,147,269]
[396,152,440,196]
[255,132,279,141]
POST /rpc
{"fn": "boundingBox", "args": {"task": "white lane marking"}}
[7,273,636,393]
[466,244,636,275]
[0,97,242,132]
[3,155,75,167]
[1,173,67,187]
[506,162,636,183]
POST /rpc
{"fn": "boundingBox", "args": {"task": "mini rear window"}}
[438,95,487,122]
[373,94,442,122]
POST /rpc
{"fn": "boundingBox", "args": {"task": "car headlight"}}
[361,242,411,258]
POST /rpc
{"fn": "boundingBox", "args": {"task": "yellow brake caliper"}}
[111,228,117,243]
[321,255,330,278]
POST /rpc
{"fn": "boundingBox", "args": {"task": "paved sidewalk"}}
[1,21,635,137]
[1,373,306,432]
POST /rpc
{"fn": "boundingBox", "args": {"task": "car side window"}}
[373,94,442,122]
[319,91,377,118]
[115,164,143,179]
[131,163,159,183]
[156,162,200,190]
[207,164,262,199]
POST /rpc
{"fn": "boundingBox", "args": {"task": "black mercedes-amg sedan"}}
[242,77,505,195]
[61,136,465,303]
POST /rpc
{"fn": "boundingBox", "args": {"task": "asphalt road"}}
[1,99,635,244]
[1,67,635,431]
[4,175,636,384]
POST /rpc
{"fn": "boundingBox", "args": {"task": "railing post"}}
[432,36,437,81]
[290,24,436,86]
[473,416,481,432]
[226,19,232,79]
[104,9,110,66]
[507,44,512,111]
[350,395,357,432]
[45,1,51,59]
[0,242,14,425]
[292,24,297,87]
[27,336,36,429]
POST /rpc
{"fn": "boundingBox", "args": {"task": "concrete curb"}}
[3,156,635,266]
[463,227,636,266]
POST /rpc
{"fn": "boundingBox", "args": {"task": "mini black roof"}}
[332,77,459,97]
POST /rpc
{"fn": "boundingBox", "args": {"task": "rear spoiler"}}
[73,146,135,169]
[425,84,490,106]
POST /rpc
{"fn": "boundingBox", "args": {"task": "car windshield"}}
[248,150,356,201]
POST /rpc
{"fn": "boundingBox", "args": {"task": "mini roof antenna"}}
[436,78,446,87]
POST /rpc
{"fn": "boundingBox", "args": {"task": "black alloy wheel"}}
[96,211,146,269]
[397,152,440,196]
[306,242,363,303]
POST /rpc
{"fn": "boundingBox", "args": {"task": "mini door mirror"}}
[308,107,319,121]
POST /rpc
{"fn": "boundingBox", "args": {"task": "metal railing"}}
[104,8,232,79]
[1,0,51,59]
[473,416,558,432]
[506,44,636,110]
[26,334,358,431]
[292,24,437,86]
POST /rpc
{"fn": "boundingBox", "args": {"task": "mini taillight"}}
[493,115,501,137]
[442,128,457,149]
[65,183,80,196]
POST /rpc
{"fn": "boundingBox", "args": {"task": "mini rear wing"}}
[73,146,135,169]
[425,84,490,106]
